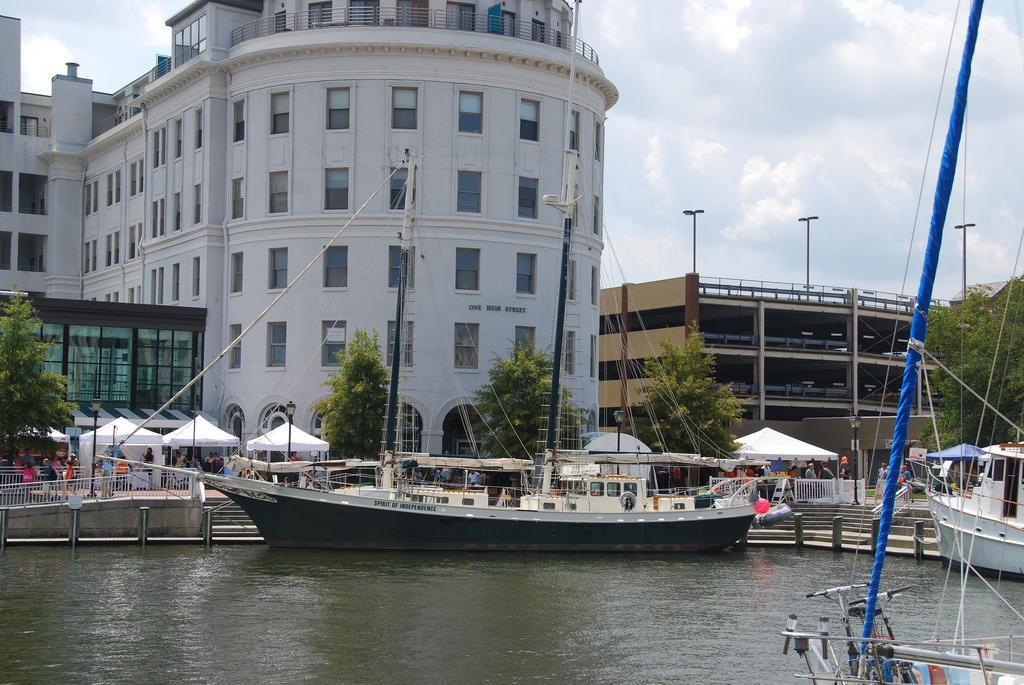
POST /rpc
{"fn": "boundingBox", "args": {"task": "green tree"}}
[0,291,76,459]
[924,278,1024,449]
[633,326,743,455]
[472,344,582,459]
[314,328,389,458]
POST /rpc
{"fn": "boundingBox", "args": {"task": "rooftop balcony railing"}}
[698,277,945,313]
[230,7,600,64]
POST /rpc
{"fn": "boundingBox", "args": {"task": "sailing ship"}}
[198,2,756,552]
[783,0,1024,680]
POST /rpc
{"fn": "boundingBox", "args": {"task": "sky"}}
[5,0,1023,301]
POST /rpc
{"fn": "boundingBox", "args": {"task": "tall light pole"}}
[90,398,101,497]
[849,415,861,505]
[613,409,625,452]
[954,223,974,299]
[285,401,296,463]
[683,209,704,274]
[798,216,818,293]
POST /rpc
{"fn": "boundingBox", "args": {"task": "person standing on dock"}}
[874,464,888,504]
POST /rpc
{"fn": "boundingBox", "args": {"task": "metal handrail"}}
[0,471,199,507]
[698,276,947,312]
[229,8,600,65]
[871,484,912,516]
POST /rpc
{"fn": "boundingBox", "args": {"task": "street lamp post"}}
[954,223,974,299]
[683,209,704,274]
[613,409,625,452]
[849,415,861,505]
[798,216,818,293]
[90,398,101,497]
[286,401,296,462]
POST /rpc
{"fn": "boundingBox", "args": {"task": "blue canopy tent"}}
[924,443,985,461]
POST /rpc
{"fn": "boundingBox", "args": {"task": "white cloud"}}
[682,0,753,53]
[688,139,728,171]
[21,34,73,94]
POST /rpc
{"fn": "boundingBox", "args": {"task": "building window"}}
[455,248,479,290]
[518,177,537,218]
[106,173,113,206]
[454,323,478,369]
[564,330,576,375]
[113,231,120,264]
[515,325,535,350]
[595,121,602,161]
[174,119,182,158]
[531,18,546,42]
[82,241,90,274]
[232,178,244,219]
[233,100,245,142]
[229,324,241,368]
[397,0,428,27]
[114,170,121,203]
[325,168,349,210]
[269,171,288,213]
[516,253,536,294]
[152,198,165,237]
[268,247,287,289]
[129,162,138,196]
[392,87,417,129]
[271,92,289,135]
[267,322,286,367]
[350,0,379,25]
[192,256,200,297]
[387,321,414,367]
[128,225,137,260]
[172,263,180,301]
[105,234,112,267]
[309,1,332,26]
[0,231,9,270]
[388,245,414,287]
[569,110,579,150]
[457,171,480,213]
[390,167,408,210]
[193,183,201,224]
[17,234,45,272]
[174,192,181,231]
[152,128,165,168]
[590,334,597,378]
[327,88,350,129]
[591,266,599,305]
[173,14,207,66]
[568,259,577,301]
[324,246,347,287]
[594,195,600,234]
[458,91,482,133]
[157,266,165,304]
[230,252,243,293]
[0,171,10,213]
[150,269,156,304]
[519,100,539,141]
[18,173,47,215]
[322,321,346,366]
[91,181,98,213]
[194,108,203,148]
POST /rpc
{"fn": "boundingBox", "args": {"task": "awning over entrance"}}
[71,408,208,430]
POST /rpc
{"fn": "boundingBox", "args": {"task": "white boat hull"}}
[929,492,1024,578]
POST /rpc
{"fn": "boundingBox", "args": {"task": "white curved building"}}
[1,1,617,453]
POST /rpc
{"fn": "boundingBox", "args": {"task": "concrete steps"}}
[209,500,263,543]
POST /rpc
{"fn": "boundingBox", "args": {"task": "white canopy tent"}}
[732,427,838,464]
[246,423,328,453]
[583,432,652,453]
[163,415,240,449]
[77,417,164,473]
[48,428,70,444]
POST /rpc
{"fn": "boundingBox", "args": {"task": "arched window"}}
[225,404,245,440]
[259,403,289,432]
[396,403,422,453]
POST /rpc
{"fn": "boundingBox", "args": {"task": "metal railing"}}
[230,8,600,64]
[0,471,199,508]
[698,277,946,312]
[19,121,50,137]
[872,484,912,516]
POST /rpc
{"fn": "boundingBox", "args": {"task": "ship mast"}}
[536,0,583,490]
[383,151,416,461]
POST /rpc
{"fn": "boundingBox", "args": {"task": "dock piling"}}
[0,508,7,551]
[138,506,150,547]
[914,520,925,560]
[794,512,804,548]
[871,517,880,552]
[202,506,213,547]
[832,515,843,551]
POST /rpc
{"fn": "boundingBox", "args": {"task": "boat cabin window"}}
[606,482,620,497]
[589,482,604,496]
[543,502,556,510]
[990,458,1005,482]
[462,498,474,505]
[623,482,637,495]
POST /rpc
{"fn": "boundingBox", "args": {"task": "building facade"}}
[599,274,925,430]
[0,1,617,453]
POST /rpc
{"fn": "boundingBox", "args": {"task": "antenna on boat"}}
[383,149,416,477]
[535,0,584,493]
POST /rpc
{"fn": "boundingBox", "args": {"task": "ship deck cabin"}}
[972,444,1023,521]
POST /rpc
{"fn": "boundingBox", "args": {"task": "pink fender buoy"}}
[754,498,770,514]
